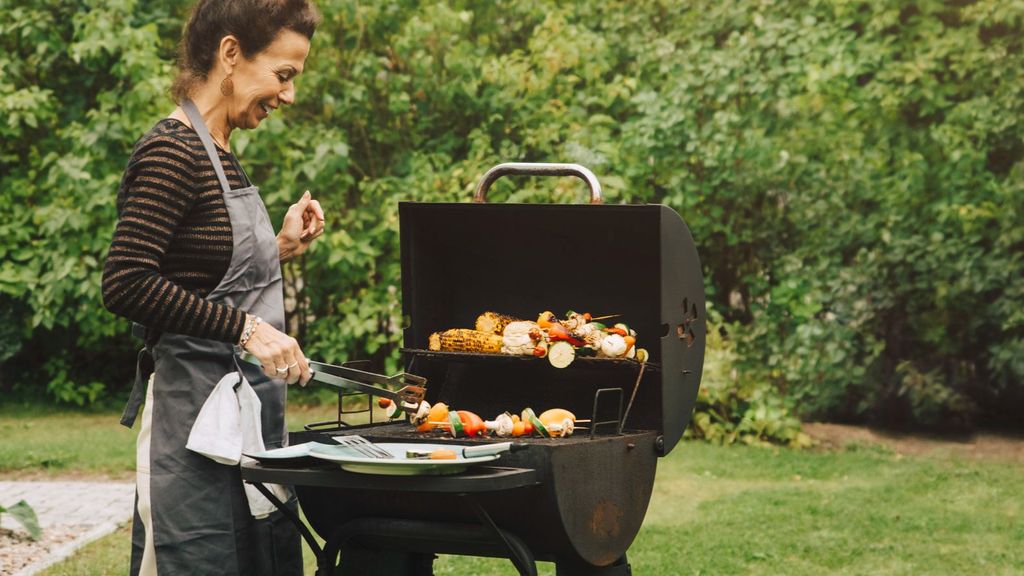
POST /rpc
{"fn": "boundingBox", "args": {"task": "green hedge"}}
[2,0,1020,435]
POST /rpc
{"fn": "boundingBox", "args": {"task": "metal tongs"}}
[308,360,427,416]
[242,355,427,416]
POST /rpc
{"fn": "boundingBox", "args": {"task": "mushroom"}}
[546,418,575,438]
[484,412,515,437]
[410,401,431,426]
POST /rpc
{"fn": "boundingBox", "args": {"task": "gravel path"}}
[0,480,134,576]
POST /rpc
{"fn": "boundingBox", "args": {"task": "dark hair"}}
[171,0,321,102]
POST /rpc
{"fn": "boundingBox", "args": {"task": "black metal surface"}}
[398,201,704,456]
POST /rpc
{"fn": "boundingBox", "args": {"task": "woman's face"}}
[228,29,310,130]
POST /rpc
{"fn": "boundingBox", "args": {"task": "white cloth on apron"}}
[187,371,289,518]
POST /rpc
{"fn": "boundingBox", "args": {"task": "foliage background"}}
[1,0,1021,440]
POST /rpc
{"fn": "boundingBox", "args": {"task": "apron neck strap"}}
[182,99,232,196]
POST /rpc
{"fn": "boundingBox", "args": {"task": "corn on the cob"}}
[474,311,521,335]
[428,329,503,353]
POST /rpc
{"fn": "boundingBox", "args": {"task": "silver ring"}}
[275,366,288,373]
[287,362,298,368]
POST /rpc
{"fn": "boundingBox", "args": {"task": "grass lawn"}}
[3,404,1021,575]
[0,401,353,479]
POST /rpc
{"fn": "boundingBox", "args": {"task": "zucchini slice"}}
[522,407,550,438]
[548,341,576,369]
[447,410,464,438]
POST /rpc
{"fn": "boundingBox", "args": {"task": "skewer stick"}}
[590,314,622,321]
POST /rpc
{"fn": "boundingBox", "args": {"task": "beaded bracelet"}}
[238,315,263,349]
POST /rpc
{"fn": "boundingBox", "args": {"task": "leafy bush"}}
[1,0,1020,436]
[687,308,810,447]
[667,0,1024,428]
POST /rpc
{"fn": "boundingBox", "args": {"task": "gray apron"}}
[123,100,302,575]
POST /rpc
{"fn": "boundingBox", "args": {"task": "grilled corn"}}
[429,329,503,353]
[475,311,521,335]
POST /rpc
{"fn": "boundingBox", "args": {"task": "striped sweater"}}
[102,118,257,343]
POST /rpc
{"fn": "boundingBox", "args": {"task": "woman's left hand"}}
[278,190,325,262]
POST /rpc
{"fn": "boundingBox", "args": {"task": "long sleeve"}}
[102,133,246,343]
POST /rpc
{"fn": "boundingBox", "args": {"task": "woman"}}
[101,1,323,574]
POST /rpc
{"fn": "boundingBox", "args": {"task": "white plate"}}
[244,442,332,462]
[308,442,500,475]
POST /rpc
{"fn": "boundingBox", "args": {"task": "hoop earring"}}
[220,74,234,97]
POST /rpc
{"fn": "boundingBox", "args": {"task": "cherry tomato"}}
[377,398,393,409]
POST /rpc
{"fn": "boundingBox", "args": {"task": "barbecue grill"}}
[242,163,705,575]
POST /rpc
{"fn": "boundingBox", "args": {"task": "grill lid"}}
[398,164,705,456]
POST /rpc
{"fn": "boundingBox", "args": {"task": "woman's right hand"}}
[243,319,311,386]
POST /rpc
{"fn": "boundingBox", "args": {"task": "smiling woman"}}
[171,1,315,135]
[99,1,324,575]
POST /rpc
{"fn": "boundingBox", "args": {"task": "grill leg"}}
[321,516,536,576]
[248,481,330,575]
[469,496,537,576]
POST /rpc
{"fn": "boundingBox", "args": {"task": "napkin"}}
[187,370,290,519]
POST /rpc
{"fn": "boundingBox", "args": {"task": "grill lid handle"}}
[473,162,603,204]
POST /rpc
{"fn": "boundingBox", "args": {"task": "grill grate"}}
[309,421,652,446]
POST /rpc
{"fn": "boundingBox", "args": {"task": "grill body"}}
[261,190,705,574]
[292,427,657,569]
